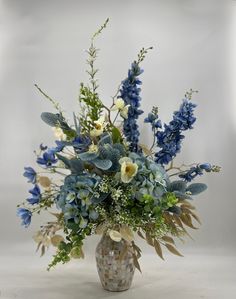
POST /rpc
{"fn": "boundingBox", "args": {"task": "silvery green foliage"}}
[186,183,207,195]
[168,180,207,200]
[79,133,126,171]
[56,154,84,174]
[41,112,70,131]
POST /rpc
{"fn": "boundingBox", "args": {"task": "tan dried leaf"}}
[189,212,202,225]
[137,230,145,239]
[165,243,183,257]
[119,243,128,262]
[40,245,45,257]
[180,214,198,229]
[33,231,44,243]
[145,232,154,246]
[161,236,175,245]
[95,223,106,235]
[51,235,64,247]
[133,254,142,273]
[154,239,164,260]
[38,176,51,188]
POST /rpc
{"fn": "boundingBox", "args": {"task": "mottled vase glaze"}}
[95,234,135,292]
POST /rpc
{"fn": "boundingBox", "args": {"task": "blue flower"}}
[144,112,162,130]
[71,136,91,153]
[179,163,219,182]
[155,99,197,165]
[27,184,41,204]
[51,141,65,153]
[23,167,36,184]
[17,208,32,227]
[120,62,144,152]
[37,150,57,167]
[40,143,48,151]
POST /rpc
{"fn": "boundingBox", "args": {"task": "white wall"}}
[0,0,235,255]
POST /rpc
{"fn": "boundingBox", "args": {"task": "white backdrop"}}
[0,1,235,297]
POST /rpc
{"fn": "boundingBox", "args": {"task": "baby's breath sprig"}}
[34,84,64,115]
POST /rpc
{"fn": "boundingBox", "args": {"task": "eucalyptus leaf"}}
[186,183,207,195]
[93,159,112,170]
[41,112,61,127]
[69,158,84,174]
[169,180,187,192]
[79,152,99,161]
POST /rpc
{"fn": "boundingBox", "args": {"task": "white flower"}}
[119,157,138,183]
[109,230,122,242]
[88,143,98,153]
[90,116,106,137]
[111,99,130,119]
[120,105,129,119]
[52,127,67,141]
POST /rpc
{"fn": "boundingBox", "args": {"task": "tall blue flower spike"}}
[155,99,197,165]
[120,62,144,152]
[179,163,220,182]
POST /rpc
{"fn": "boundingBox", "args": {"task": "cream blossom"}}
[109,230,122,242]
[90,116,106,137]
[88,143,98,153]
[119,157,138,183]
[111,99,130,119]
[52,127,67,141]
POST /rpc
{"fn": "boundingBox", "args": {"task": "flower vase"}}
[95,234,135,292]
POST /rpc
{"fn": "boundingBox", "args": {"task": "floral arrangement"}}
[17,19,220,271]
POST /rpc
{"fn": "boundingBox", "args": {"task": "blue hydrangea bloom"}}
[120,62,144,152]
[27,184,41,204]
[155,99,197,165]
[37,150,57,167]
[57,174,101,227]
[17,208,32,227]
[23,167,36,184]
[179,163,213,182]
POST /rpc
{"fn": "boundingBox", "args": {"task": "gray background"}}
[0,0,235,298]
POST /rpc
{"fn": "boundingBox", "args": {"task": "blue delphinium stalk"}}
[179,163,220,182]
[119,62,144,152]
[17,208,32,227]
[155,99,197,165]
[27,184,41,205]
[23,167,37,184]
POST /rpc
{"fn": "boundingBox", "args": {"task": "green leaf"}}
[111,127,122,143]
